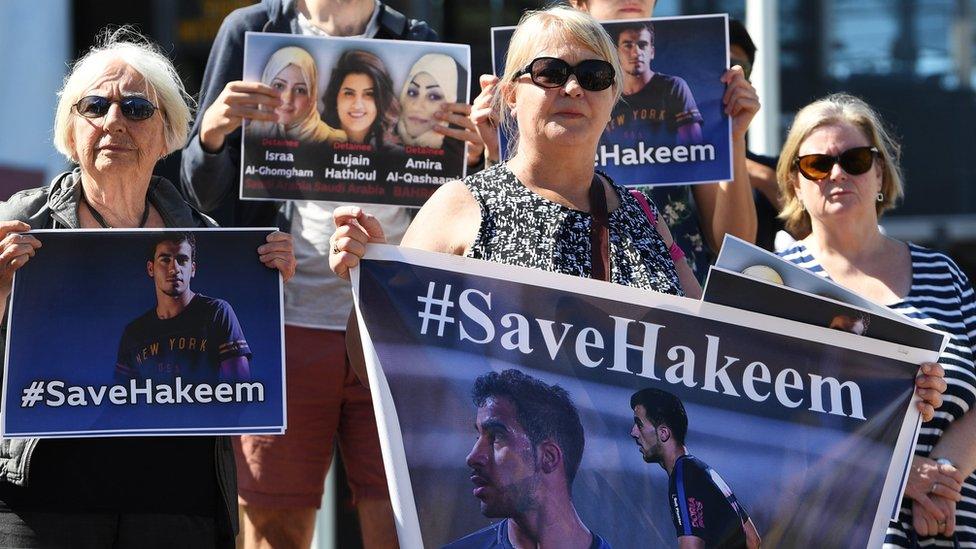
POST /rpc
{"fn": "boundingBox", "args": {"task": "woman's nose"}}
[563,75,585,97]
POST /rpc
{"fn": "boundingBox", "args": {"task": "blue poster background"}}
[3,230,285,436]
[358,257,918,548]
[492,15,732,186]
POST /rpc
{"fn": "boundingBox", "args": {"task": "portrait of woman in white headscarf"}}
[396,53,461,148]
[249,46,346,143]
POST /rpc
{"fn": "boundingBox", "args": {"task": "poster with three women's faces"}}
[240,32,471,207]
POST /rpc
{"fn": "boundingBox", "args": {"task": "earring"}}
[797,198,805,210]
[876,191,884,202]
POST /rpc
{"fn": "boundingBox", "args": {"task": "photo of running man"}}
[630,388,761,549]
[114,232,252,384]
[444,369,611,549]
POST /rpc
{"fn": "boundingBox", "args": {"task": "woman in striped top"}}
[776,93,975,547]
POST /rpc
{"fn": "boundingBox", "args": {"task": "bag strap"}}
[589,175,610,282]
[629,189,657,225]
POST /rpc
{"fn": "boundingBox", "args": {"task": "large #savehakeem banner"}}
[353,245,939,548]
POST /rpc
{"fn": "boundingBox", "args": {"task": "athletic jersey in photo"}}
[669,454,750,548]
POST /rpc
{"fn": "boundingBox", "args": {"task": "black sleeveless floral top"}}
[464,164,683,296]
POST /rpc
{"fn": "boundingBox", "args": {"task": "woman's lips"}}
[98,144,134,152]
[619,6,644,14]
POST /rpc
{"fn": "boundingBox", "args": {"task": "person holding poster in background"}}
[470,0,759,282]
[0,30,295,547]
[630,388,761,549]
[248,45,347,143]
[180,0,487,547]
[776,94,972,546]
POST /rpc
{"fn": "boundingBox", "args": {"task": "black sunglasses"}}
[795,146,879,180]
[514,57,615,92]
[74,95,157,121]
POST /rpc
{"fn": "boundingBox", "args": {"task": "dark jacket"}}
[179,0,438,228]
[0,171,236,547]
[2,169,216,229]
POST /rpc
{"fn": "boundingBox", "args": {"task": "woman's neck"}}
[346,128,369,144]
[805,213,887,265]
[299,0,375,36]
[507,146,597,210]
[79,171,152,228]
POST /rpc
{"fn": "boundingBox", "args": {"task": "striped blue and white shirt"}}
[781,241,976,548]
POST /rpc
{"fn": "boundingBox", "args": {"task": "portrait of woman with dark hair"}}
[323,49,399,147]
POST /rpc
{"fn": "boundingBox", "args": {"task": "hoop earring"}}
[876,192,884,202]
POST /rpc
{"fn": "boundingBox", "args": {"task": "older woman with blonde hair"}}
[469,0,759,284]
[777,93,971,547]
[333,6,694,299]
[248,45,345,143]
[0,28,295,547]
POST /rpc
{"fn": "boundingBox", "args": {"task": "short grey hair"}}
[53,27,194,162]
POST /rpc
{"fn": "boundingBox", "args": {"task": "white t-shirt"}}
[285,2,412,330]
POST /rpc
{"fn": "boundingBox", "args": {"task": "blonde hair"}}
[495,5,622,156]
[777,93,904,237]
[54,27,194,162]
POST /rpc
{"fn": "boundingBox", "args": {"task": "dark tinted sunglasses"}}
[795,146,879,180]
[514,57,615,92]
[74,95,157,121]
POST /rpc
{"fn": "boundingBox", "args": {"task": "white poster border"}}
[0,227,288,439]
[353,243,933,548]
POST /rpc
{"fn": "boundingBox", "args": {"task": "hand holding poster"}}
[1,229,286,438]
[491,15,732,187]
[241,32,471,206]
[353,245,934,548]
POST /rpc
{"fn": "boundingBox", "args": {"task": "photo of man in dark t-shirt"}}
[608,21,704,146]
[115,232,251,384]
[630,388,761,549]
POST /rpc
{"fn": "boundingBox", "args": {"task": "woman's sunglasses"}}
[795,146,879,181]
[514,57,615,92]
[74,95,157,121]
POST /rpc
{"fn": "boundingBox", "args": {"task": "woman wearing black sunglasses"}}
[0,29,296,548]
[469,0,760,287]
[777,93,971,548]
[332,5,692,299]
